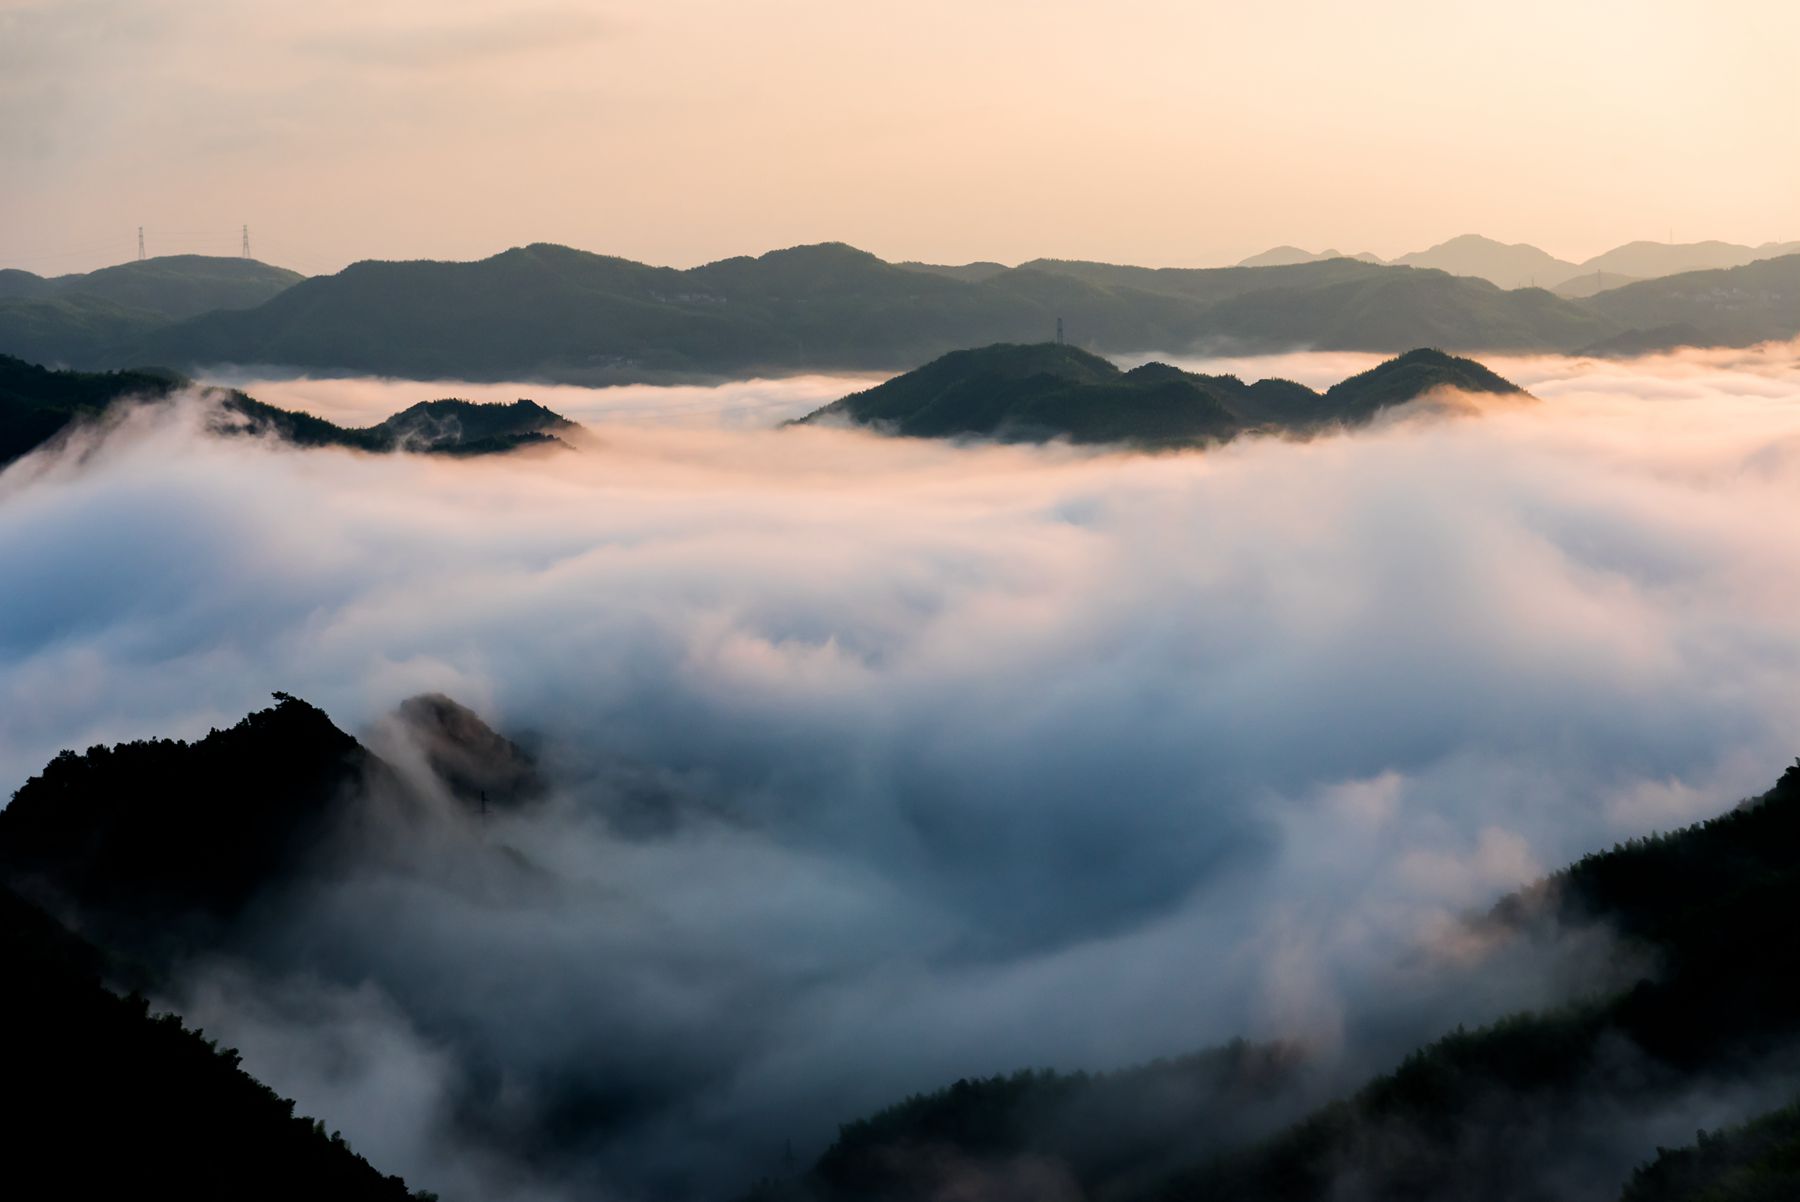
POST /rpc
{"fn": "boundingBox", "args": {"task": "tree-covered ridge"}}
[4,243,1795,382]
[0,693,375,937]
[118,245,1610,381]
[746,1041,1305,1202]
[1620,1098,1800,1202]
[0,351,184,464]
[0,254,304,319]
[0,255,304,371]
[0,352,577,468]
[750,760,1800,1202]
[1582,255,1800,350]
[0,879,426,1200]
[0,691,545,943]
[794,343,1528,447]
[221,392,575,455]
[1124,760,1800,1201]
[0,693,547,1199]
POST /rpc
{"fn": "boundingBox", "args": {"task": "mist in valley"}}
[6,343,1800,1198]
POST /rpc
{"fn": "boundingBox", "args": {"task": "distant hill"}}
[0,255,302,320]
[0,353,576,468]
[0,293,173,366]
[1236,246,1382,268]
[5,242,1798,381]
[140,243,1616,379]
[1580,239,1800,280]
[1238,237,1800,295]
[0,256,304,371]
[896,260,1012,283]
[1389,234,1581,290]
[1553,270,1644,299]
[1583,254,1800,349]
[794,343,1526,447]
[223,393,576,456]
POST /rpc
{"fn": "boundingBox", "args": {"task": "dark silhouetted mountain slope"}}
[0,694,375,935]
[1619,1098,1800,1202]
[0,352,184,464]
[753,758,1800,1202]
[0,881,423,1200]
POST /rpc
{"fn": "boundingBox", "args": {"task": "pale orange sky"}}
[2,0,1795,276]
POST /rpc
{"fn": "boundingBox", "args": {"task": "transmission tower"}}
[241,224,250,258]
[1056,316,1064,346]
[137,226,145,261]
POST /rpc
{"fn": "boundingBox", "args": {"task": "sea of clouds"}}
[5,342,1800,1198]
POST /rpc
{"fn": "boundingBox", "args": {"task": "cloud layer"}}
[5,344,1800,1197]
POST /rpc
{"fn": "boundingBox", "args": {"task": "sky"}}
[2,0,1796,276]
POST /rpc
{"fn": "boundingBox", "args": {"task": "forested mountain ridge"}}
[7,243,1797,382]
[0,353,576,468]
[123,244,1605,379]
[0,254,304,319]
[0,255,304,370]
[794,344,1527,447]
[0,880,427,1200]
[747,758,1800,1202]
[1581,255,1800,351]
[0,693,379,938]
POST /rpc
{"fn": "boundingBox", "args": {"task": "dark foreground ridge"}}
[794,343,1527,447]
[747,758,1800,1202]
[0,352,577,468]
[0,693,541,1199]
[0,881,426,1201]
[12,692,1800,1202]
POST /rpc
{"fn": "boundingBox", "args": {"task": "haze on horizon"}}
[3,0,1796,277]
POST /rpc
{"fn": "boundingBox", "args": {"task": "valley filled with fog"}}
[6,343,1800,1200]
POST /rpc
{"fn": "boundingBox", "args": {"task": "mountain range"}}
[2,244,1796,383]
[1242,233,1800,292]
[795,344,1526,447]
